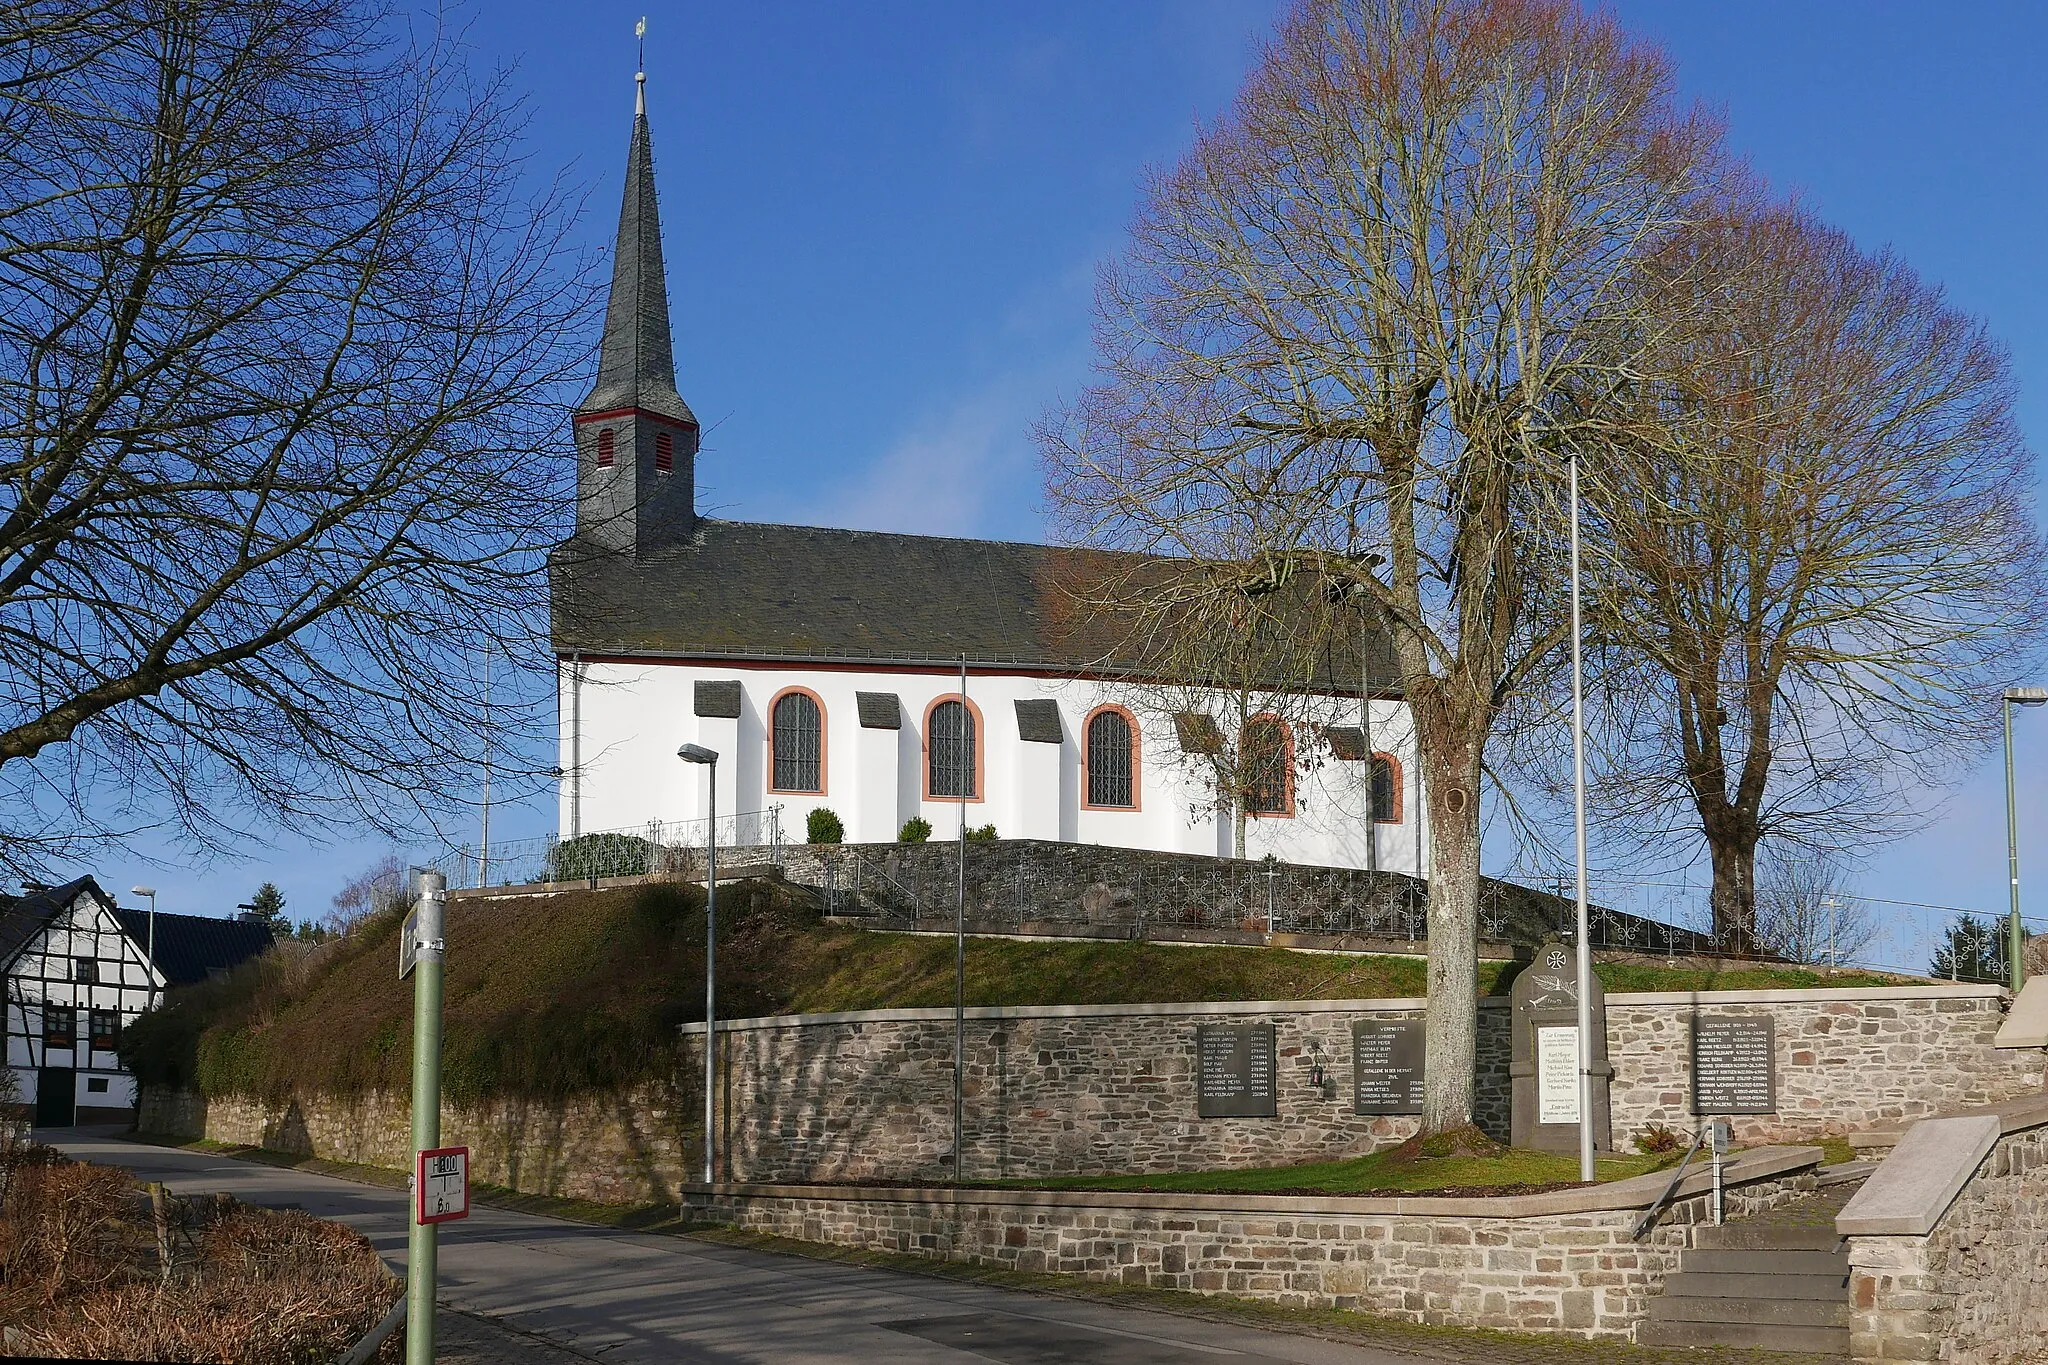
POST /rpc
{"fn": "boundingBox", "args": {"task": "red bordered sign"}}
[416,1146,469,1225]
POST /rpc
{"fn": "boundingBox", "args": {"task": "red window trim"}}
[1242,713,1295,819]
[595,427,615,468]
[1081,703,1141,812]
[921,694,986,804]
[766,686,828,795]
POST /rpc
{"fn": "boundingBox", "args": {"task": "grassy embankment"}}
[122,879,1907,1108]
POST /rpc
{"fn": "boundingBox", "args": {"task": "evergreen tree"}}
[1929,913,2005,984]
[247,882,288,930]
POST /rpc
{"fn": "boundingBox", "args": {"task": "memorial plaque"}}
[1197,1023,1276,1118]
[1536,1024,1581,1124]
[1693,1016,1775,1115]
[1352,1019,1425,1114]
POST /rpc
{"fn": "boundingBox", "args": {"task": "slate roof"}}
[0,876,102,972]
[580,87,693,428]
[112,909,273,987]
[550,519,1402,693]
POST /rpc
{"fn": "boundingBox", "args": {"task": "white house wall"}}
[559,660,1427,877]
[7,888,160,1117]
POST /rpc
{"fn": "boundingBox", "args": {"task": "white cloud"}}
[806,379,1042,541]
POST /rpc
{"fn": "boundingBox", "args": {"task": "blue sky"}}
[92,2,2048,957]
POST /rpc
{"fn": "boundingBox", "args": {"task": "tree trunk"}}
[1415,704,1484,1134]
[1701,804,1760,955]
[1234,802,1248,860]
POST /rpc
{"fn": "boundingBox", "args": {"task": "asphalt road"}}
[53,1129,1439,1365]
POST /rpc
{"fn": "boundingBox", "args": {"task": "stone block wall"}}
[139,1082,691,1207]
[683,1162,1816,1340]
[698,986,2039,1183]
[1846,1122,2048,1363]
[701,1002,1509,1183]
[1606,990,2041,1146]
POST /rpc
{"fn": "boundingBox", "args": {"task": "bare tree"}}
[0,2,593,868]
[1752,850,1871,968]
[1041,0,1714,1130]
[1559,199,2045,950]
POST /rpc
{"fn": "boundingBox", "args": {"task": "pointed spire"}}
[579,72,694,427]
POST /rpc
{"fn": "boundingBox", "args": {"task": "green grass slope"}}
[121,879,1906,1105]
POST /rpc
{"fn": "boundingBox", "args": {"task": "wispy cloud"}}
[806,377,1044,541]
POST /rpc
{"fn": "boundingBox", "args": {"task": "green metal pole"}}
[408,870,446,1365]
[2008,700,2025,993]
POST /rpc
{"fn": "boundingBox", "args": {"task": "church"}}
[551,76,1428,878]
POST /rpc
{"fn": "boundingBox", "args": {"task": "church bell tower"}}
[574,71,698,554]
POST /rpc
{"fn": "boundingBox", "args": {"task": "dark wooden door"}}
[33,1067,74,1127]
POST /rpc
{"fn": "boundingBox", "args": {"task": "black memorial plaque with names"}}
[1352,1019,1425,1115]
[1197,1023,1277,1118]
[1693,1016,1776,1114]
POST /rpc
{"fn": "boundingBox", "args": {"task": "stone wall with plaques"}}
[144,983,2044,1190]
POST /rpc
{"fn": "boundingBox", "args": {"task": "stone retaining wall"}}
[138,1082,689,1207]
[681,1149,1820,1340]
[690,986,2037,1183]
[1844,1108,2048,1363]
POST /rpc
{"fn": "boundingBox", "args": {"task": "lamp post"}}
[2002,688,2046,992]
[678,743,719,1183]
[131,886,158,1008]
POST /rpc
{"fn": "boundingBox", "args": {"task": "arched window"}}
[1369,754,1401,823]
[1242,715,1293,817]
[927,698,977,799]
[596,427,615,467]
[1085,707,1136,808]
[770,690,823,793]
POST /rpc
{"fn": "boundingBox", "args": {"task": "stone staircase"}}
[1636,1183,1858,1355]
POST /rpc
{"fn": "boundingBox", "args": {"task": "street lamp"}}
[2002,688,2046,992]
[677,743,719,1183]
[131,886,158,1008]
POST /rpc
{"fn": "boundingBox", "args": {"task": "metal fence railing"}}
[432,808,784,892]
[428,819,2042,978]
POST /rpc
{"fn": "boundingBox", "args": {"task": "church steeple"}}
[574,69,699,554]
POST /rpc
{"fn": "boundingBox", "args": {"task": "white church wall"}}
[562,658,1429,877]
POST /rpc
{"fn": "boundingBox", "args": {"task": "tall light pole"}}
[1568,450,1596,1185]
[678,743,719,1183]
[2002,688,2046,992]
[953,654,967,1187]
[131,886,158,1008]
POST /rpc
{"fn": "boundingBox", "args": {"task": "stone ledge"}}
[680,983,1996,1034]
[683,1144,1819,1220]
[1837,1116,2000,1236]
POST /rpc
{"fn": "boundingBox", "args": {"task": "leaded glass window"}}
[1087,709,1134,807]
[1242,716,1291,815]
[771,691,822,792]
[928,699,976,798]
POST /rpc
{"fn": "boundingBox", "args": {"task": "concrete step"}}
[1680,1247,1852,1278]
[1662,1270,1848,1300]
[1636,1318,1849,1354]
[1695,1220,1841,1251]
[1645,1292,1848,1329]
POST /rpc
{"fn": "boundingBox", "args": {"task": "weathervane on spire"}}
[635,16,647,112]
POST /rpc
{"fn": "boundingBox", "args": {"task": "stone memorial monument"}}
[1509,937,1614,1152]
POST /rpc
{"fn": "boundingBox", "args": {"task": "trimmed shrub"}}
[965,823,998,842]
[544,832,653,882]
[897,817,932,843]
[806,808,845,845]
